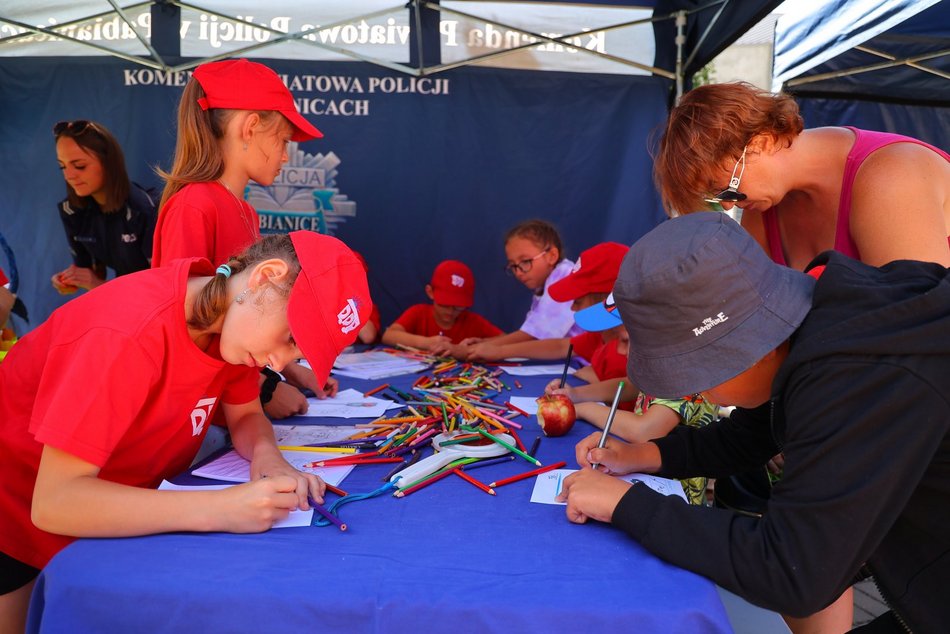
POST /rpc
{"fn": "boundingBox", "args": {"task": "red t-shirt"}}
[569,331,602,364]
[590,338,628,381]
[393,304,502,344]
[152,181,259,268]
[0,258,259,568]
[0,267,8,286]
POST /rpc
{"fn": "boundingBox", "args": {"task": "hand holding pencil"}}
[573,431,663,476]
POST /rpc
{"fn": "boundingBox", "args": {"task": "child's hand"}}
[544,379,576,399]
[51,269,78,294]
[425,335,454,356]
[458,337,484,346]
[263,382,308,419]
[465,341,502,361]
[574,431,640,475]
[219,476,301,532]
[57,264,104,291]
[250,450,326,511]
[557,468,632,524]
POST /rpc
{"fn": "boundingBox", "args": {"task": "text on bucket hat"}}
[192,59,322,142]
[287,231,372,384]
[613,212,814,398]
[430,260,475,308]
[549,242,629,302]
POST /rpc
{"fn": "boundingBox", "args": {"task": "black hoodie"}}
[611,252,950,633]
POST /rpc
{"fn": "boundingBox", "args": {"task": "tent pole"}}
[675,10,687,101]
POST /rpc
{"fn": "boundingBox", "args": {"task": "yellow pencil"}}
[277,445,358,454]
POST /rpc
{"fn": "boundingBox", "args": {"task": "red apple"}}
[535,394,577,437]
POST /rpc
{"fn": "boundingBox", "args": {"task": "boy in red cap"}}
[152,58,333,420]
[382,260,501,359]
[467,242,628,382]
[0,232,371,631]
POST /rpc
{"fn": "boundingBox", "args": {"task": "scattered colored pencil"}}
[393,465,456,498]
[325,483,348,497]
[528,435,542,459]
[453,468,495,495]
[277,445,358,454]
[364,383,390,397]
[460,455,515,470]
[488,461,567,488]
[469,427,541,466]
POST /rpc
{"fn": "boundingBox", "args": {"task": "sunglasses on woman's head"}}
[704,146,748,205]
[52,120,99,137]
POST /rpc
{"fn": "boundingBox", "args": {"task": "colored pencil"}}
[558,344,574,389]
[278,445,358,454]
[506,401,530,418]
[591,381,625,471]
[514,380,523,389]
[325,483,348,497]
[528,435,542,459]
[364,383,390,397]
[307,456,404,467]
[460,455,516,470]
[488,461,567,488]
[308,496,347,531]
[453,468,495,495]
[393,465,456,497]
[470,427,541,466]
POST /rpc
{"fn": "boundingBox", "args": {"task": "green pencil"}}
[467,426,541,466]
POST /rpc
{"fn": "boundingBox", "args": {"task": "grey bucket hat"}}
[613,212,814,398]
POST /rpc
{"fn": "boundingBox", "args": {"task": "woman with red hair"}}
[654,82,950,270]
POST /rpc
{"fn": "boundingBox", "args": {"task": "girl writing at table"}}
[462,219,581,350]
[0,231,372,633]
[152,57,333,420]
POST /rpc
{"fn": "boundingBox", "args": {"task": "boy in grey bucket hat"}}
[562,212,950,633]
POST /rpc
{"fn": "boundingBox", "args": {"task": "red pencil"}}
[324,483,348,497]
[453,468,495,495]
[393,466,455,498]
[308,457,404,467]
[365,383,390,397]
[506,402,530,418]
[488,461,567,488]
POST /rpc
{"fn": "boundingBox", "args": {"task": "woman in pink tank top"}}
[654,82,950,271]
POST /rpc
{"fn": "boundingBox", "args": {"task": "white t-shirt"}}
[519,259,583,339]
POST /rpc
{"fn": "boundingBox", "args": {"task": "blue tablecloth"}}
[27,368,733,633]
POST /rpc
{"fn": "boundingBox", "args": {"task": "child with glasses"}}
[382,260,501,359]
[655,81,950,270]
[467,242,628,383]
[52,120,157,294]
[464,219,581,350]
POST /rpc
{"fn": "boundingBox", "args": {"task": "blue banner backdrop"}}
[0,57,669,333]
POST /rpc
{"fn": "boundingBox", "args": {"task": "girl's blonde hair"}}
[158,78,283,211]
[189,233,301,331]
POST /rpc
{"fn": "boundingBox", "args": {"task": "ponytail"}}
[188,234,301,330]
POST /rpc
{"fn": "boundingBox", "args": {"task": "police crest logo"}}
[190,397,217,436]
[246,142,357,235]
[451,274,465,288]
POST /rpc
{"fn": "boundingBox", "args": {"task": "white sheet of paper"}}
[191,450,354,486]
[158,480,313,528]
[530,469,688,504]
[271,423,362,446]
[508,396,540,415]
[295,388,401,419]
[502,365,577,377]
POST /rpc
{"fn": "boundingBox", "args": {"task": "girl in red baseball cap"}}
[0,232,371,631]
[152,58,331,419]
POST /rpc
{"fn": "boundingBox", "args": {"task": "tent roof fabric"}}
[773,0,950,107]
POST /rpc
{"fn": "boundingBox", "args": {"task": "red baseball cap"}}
[430,260,475,308]
[287,231,372,384]
[192,59,322,142]
[549,242,629,302]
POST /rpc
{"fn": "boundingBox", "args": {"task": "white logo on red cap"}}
[451,274,465,288]
[338,298,362,334]
[693,312,729,337]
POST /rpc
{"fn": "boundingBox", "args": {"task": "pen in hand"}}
[591,380,624,471]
